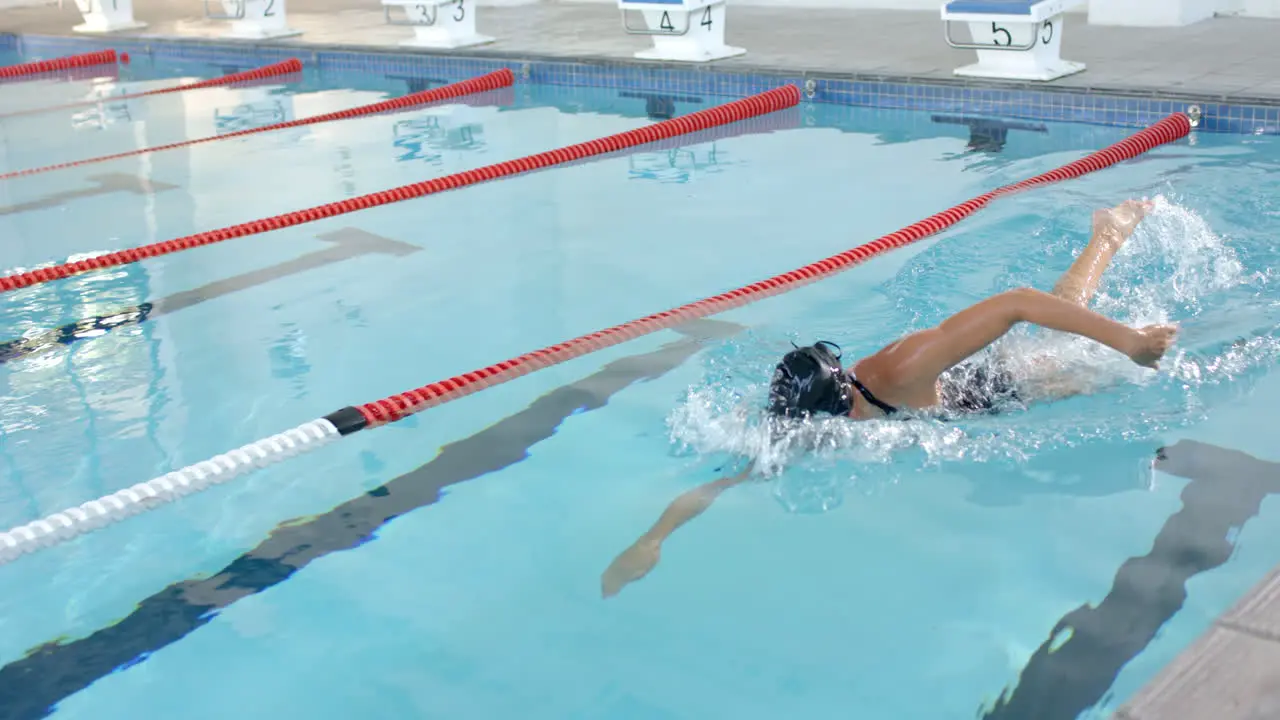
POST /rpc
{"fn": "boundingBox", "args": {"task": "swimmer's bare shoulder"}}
[601,464,753,598]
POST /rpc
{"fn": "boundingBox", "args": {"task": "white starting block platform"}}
[617,0,745,63]
[382,0,494,49]
[71,0,146,33]
[941,0,1086,81]
[204,0,302,40]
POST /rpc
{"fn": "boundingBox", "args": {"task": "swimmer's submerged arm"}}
[601,465,753,598]
[645,469,750,541]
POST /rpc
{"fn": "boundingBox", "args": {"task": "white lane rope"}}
[0,419,339,566]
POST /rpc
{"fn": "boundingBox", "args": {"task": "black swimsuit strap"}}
[849,375,900,416]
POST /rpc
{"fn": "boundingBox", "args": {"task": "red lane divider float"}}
[0,67,513,181]
[0,58,303,121]
[0,109,1191,567]
[351,112,1193,426]
[0,82,799,291]
[0,49,119,82]
[0,62,122,87]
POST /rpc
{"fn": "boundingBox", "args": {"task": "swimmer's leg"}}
[1002,200,1153,402]
[1050,199,1151,308]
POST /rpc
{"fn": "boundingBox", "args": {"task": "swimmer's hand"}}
[601,538,661,599]
[1125,324,1179,369]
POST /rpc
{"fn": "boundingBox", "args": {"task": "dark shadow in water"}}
[216,64,257,76]
[618,91,704,121]
[931,114,1047,153]
[0,174,176,219]
[980,439,1280,720]
[388,76,448,94]
[0,319,741,720]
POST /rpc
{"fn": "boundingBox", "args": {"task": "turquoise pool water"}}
[1,48,1278,720]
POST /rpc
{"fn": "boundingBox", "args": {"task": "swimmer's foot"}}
[1093,198,1154,247]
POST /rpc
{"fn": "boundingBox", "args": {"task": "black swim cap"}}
[767,340,853,419]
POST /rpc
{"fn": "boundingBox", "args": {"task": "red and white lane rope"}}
[0,83,799,290]
[0,67,512,181]
[0,108,1191,567]
[0,49,119,81]
[0,58,303,122]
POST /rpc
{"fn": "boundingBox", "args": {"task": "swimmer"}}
[602,198,1179,598]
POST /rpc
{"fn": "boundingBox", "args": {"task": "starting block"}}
[204,0,302,40]
[941,0,1086,81]
[71,0,147,33]
[617,0,745,63]
[382,0,494,49]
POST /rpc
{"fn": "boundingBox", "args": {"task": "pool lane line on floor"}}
[0,108,1187,567]
[0,67,513,181]
[0,228,419,366]
[0,49,119,82]
[0,172,176,218]
[0,319,742,720]
[0,58,303,122]
[0,83,796,292]
[981,440,1280,720]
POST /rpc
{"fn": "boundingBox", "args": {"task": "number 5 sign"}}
[941,0,1087,82]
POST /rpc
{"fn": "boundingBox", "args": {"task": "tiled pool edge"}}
[2,31,1278,134]
[1113,563,1280,720]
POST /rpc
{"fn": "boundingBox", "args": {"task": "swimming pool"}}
[0,46,1278,720]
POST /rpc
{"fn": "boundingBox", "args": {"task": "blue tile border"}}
[3,31,1277,135]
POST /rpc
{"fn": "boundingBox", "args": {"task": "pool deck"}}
[2,0,1280,106]
[1117,565,1280,720]
[4,1,1280,719]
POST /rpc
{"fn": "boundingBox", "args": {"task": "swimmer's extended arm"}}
[600,466,752,599]
[875,288,1177,386]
